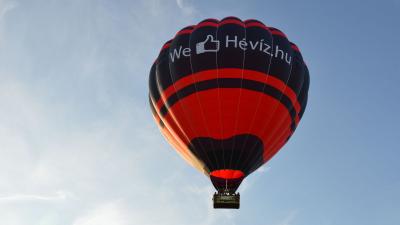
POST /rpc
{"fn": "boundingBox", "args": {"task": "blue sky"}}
[0,0,399,224]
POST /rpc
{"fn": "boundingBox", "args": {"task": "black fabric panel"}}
[298,66,310,109]
[268,27,293,84]
[149,95,165,128]
[158,21,308,112]
[243,23,273,74]
[190,133,263,193]
[216,18,245,69]
[149,62,161,102]
[156,46,174,92]
[189,23,218,73]
[299,94,308,119]
[287,50,305,96]
[168,29,193,84]
[189,134,264,177]
[290,42,304,61]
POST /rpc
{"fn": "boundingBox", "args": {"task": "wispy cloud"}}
[275,210,298,225]
[176,0,196,15]
[0,190,73,203]
[0,0,19,47]
[0,0,18,20]
[0,1,229,224]
[72,202,129,225]
[257,165,271,173]
[239,165,271,193]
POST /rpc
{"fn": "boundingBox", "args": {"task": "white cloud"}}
[72,202,129,225]
[238,165,271,193]
[0,190,73,203]
[0,0,18,20]
[0,1,238,224]
[257,165,271,173]
[0,0,19,49]
[176,0,196,15]
[275,210,298,225]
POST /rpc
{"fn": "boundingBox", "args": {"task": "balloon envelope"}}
[149,17,309,193]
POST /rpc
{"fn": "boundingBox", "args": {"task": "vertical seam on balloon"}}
[166,34,211,174]
[215,20,225,171]
[263,55,307,165]
[261,47,296,161]
[257,128,290,173]
[152,79,198,170]
[228,19,246,175]
[241,33,292,173]
[266,127,291,161]
[244,35,295,173]
[156,59,197,165]
[156,60,192,146]
[149,96,198,169]
[298,66,310,119]
[188,21,222,172]
[255,53,294,173]
[231,23,251,172]
[233,24,274,174]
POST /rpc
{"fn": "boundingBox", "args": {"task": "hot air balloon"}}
[149,17,309,209]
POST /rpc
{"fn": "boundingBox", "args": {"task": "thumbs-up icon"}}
[196,35,220,54]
